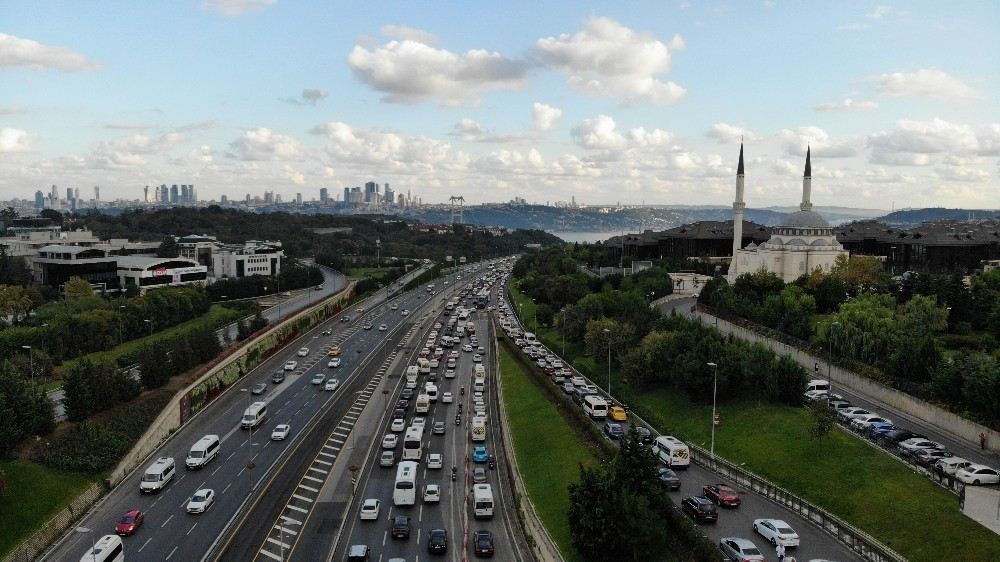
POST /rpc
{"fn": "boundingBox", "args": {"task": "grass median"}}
[0,461,98,558]
[499,342,597,562]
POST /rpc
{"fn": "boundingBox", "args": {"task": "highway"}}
[503,288,861,562]
[41,265,429,562]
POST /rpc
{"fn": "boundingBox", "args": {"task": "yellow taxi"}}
[609,405,628,422]
[328,346,342,357]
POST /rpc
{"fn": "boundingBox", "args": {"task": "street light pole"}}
[707,362,718,460]
[118,304,126,344]
[143,319,152,337]
[21,345,34,392]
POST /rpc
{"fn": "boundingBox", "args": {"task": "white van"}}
[426,384,439,402]
[241,401,267,429]
[653,436,691,469]
[139,457,176,494]
[471,416,487,442]
[186,434,221,469]
[805,379,830,393]
[473,379,485,393]
[583,395,609,419]
[474,364,486,379]
[415,394,431,414]
[79,534,124,562]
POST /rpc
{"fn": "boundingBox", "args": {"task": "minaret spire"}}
[804,145,812,177]
[737,142,745,176]
[800,145,813,212]
[728,143,747,281]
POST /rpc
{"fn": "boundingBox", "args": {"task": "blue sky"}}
[1,0,997,208]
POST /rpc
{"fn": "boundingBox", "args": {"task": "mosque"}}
[727,145,848,283]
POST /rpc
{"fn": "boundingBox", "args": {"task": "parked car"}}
[934,456,972,476]
[703,484,741,508]
[837,407,873,423]
[956,464,1000,485]
[115,509,144,536]
[898,438,944,457]
[752,518,800,547]
[719,537,766,562]
[681,496,718,523]
[603,422,625,440]
[913,448,953,468]
[867,421,896,440]
[880,429,923,446]
[850,414,891,431]
[658,467,681,491]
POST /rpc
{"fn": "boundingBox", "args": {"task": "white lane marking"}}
[266,536,292,549]
[222,482,232,494]
[258,548,283,561]
[166,546,178,560]
[161,514,174,527]
[291,493,314,503]
[187,522,198,536]
[137,538,152,552]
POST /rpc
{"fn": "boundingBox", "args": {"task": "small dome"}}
[782,210,830,228]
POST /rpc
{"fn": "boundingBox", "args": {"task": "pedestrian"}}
[980,432,987,450]
[776,543,786,562]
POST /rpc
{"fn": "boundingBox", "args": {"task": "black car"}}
[396,399,410,411]
[251,383,267,395]
[473,529,495,557]
[401,388,414,400]
[391,515,410,539]
[635,426,654,443]
[427,528,448,554]
[658,467,681,491]
[393,408,405,420]
[681,496,718,523]
[603,422,624,439]
[271,370,286,384]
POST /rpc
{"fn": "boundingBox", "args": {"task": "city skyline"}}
[1,1,998,208]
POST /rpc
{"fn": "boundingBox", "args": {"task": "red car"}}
[703,484,741,508]
[115,509,145,536]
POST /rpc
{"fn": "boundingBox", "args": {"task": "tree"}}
[0,285,34,323]
[0,360,54,458]
[138,341,174,388]
[584,318,634,361]
[809,401,836,438]
[535,303,554,327]
[0,245,33,286]
[156,236,179,258]
[63,276,95,300]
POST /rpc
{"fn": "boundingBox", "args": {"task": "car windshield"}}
[776,525,794,534]
[193,493,208,502]
[142,473,160,482]
[744,548,761,555]
[119,515,135,523]
[190,450,204,458]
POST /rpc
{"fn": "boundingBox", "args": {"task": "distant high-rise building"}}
[50,184,59,201]
[93,186,100,206]
[190,184,197,203]
[274,193,282,203]
[384,186,394,206]
[221,194,229,204]
[159,184,168,203]
[66,187,74,202]
[320,187,329,203]
[170,184,179,204]
[245,193,251,203]
[343,187,350,203]
[364,181,378,203]
[34,190,44,209]
[296,192,303,205]
[397,193,405,207]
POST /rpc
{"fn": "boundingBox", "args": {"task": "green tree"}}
[535,303,554,327]
[0,360,54,457]
[584,317,634,361]
[809,401,836,438]
[0,284,34,323]
[156,235,179,258]
[138,341,174,388]
[63,276,95,300]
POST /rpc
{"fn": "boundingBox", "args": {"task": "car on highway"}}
[340,316,350,323]
[380,450,395,467]
[391,304,399,310]
[753,518,800,547]
[426,453,443,469]
[463,344,473,352]
[379,324,387,331]
[402,309,409,316]
[433,421,446,435]
[411,416,427,429]
[635,426,654,443]
[681,496,718,523]
[186,488,216,514]
[271,424,290,441]
[473,354,482,362]
[473,467,488,483]
[311,373,326,385]
[427,528,448,554]
[562,382,575,394]
[603,422,625,439]
[328,346,342,356]
[382,434,398,449]
[956,464,1000,485]
[423,484,441,503]
[658,467,681,491]
[115,509,144,536]
[609,405,628,422]
[251,383,267,395]
[363,323,373,330]
[391,515,410,539]
[284,360,298,371]
[328,357,341,368]
[473,446,489,463]
[297,347,309,357]
[359,498,380,521]
[390,418,406,432]
[324,378,340,391]
[445,369,455,378]
[703,484,741,508]
[347,545,369,562]
[442,392,453,403]
[272,370,286,384]
[473,529,495,557]
[321,328,332,336]
[719,537,766,562]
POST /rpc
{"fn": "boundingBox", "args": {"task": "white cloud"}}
[347,40,528,106]
[380,25,439,45]
[535,17,686,105]
[867,5,891,19]
[532,102,562,132]
[202,0,276,16]
[0,106,27,115]
[310,121,457,171]
[867,118,979,168]
[814,98,878,112]
[228,128,302,161]
[780,126,857,158]
[876,68,981,101]
[449,118,527,143]
[282,88,329,105]
[104,123,154,130]
[571,115,676,152]
[0,33,98,71]
[707,123,757,144]
[0,128,32,152]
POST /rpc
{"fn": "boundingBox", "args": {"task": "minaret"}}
[801,145,813,212]
[728,143,746,280]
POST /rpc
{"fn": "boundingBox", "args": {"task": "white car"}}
[379,324,387,331]
[571,376,586,387]
[391,304,399,310]
[359,498,380,520]
[380,450,395,467]
[956,464,1000,485]
[401,310,409,316]
[411,416,426,429]
[186,489,216,514]
[753,518,800,547]
[442,392,453,403]
[390,418,406,432]
[463,344,473,352]
[430,359,439,368]
[328,358,341,368]
[382,434,398,449]
[477,346,485,353]
[850,414,891,430]
[271,424,291,441]
[297,347,309,357]
[445,369,455,379]
[473,354,482,363]
[898,438,944,456]
[324,378,340,391]
[423,484,441,503]
[405,379,417,389]
[311,373,326,385]
[284,360,298,371]
[426,453,443,469]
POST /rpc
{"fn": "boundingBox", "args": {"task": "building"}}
[296,192,303,205]
[364,181,378,203]
[34,190,44,210]
[116,256,207,293]
[729,146,848,282]
[0,224,102,257]
[320,188,329,204]
[33,245,121,292]
[384,186,394,207]
[177,234,283,281]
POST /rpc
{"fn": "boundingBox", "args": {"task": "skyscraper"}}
[34,190,44,209]
[93,186,100,206]
[170,184,179,204]
[384,186,394,207]
[364,181,378,203]
[296,192,303,205]
[343,187,350,203]
[320,187,329,203]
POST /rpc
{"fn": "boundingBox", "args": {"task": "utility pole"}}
[707,362,718,460]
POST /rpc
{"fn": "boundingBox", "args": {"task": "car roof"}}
[724,537,757,547]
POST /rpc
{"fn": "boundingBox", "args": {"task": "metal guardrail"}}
[501,283,909,562]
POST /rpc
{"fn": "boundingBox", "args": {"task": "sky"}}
[1,0,998,209]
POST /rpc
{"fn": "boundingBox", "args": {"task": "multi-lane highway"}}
[41,266,434,562]
[502,284,861,561]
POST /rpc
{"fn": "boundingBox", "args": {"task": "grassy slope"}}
[500,344,596,562]
[508,281,1000,562]
[0,461,98,557]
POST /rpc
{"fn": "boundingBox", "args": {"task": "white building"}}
[177,235,284,282]
[728,146,848,283]
[117,256,208,293]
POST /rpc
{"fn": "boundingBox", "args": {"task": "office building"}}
[296,192,303,205]
[320,188,329,203]
[364,181,378,203]
[34,190,44,210]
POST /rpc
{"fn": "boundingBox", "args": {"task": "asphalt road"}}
[41,266,427,562]
[504,292,861,562]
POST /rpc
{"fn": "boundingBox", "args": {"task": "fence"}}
[1,483,104,562]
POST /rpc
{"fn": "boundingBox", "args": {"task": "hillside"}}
[879,208,1000,226]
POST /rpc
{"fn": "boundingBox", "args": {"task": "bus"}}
[471,416,486,442]
[393,461,418,506]
[653,435,691,469]
[417,358,431,374]
[79,534,125,562]
[472,484,494,519]
[402,426,424,460]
